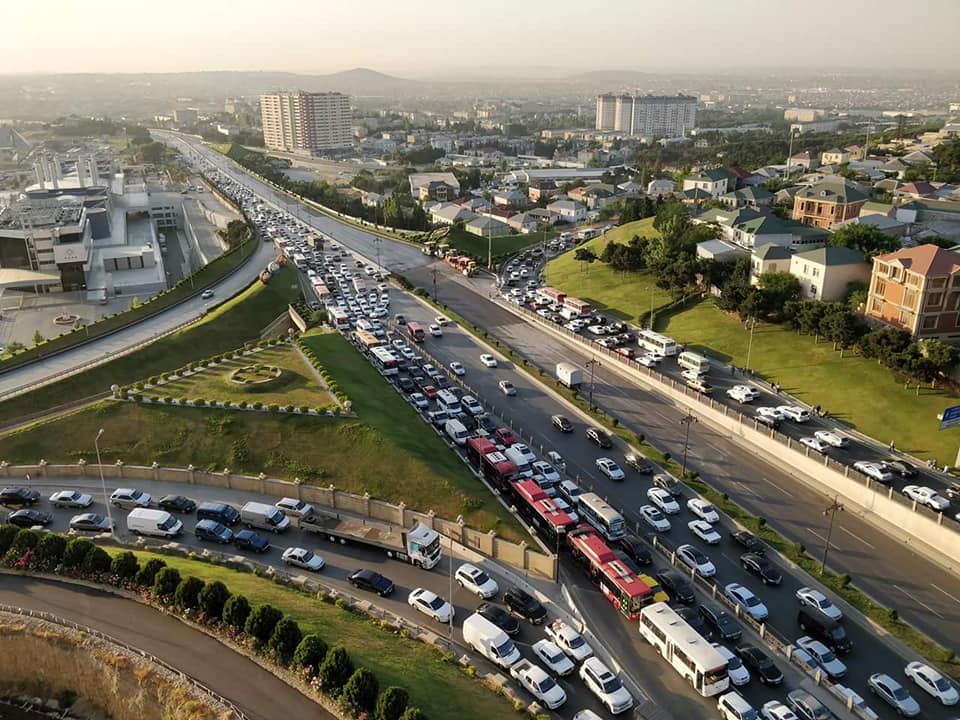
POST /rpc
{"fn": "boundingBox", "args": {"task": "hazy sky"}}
[4,0,959,76]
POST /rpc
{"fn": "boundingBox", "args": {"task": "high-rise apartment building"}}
[594,93,697,137]
[260,91,352,154]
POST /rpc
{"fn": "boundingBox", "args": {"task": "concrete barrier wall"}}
[1,462,555,580]
[499,301,960,575]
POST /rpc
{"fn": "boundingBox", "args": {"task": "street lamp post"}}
[745,316,757,373]
[94,428,114,536]
[820,496,844,575]
[585,357,601,409]
[374,236,382,274]
[432,267,439,302]
[679,412,698,478]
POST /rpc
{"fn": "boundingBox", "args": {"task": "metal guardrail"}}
[0,603,250,719]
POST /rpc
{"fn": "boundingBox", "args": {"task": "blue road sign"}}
[939,404,960,430]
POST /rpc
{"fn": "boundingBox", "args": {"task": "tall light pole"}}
[785,128,797,179]
[374,236,382,274]
[820,496,844,575]
[679,412,698,478]
[94,428,114,536]
[585,357,601,409]
[431,267,439,302]
[745,316,757,373]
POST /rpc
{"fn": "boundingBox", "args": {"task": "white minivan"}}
[127,508,183,538]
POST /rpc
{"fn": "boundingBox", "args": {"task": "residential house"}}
[618,181,645,195]
[409,172,461,202]
[838,212,907,238]
[492,189,527,208]
[873,178,900,195]
[465,215,511,238]
[895,181,938,199]
[789,246,870,302]
[902,150,934,166]
[696,239,748,263]
[456,197,490,213]
[881,157,909,179]
[750,244,793,284]
[791,179,870,229]
[728,167,764,188]
[820,148,850,166]
[646,178,676,197]
[527,180,561,202]
[865,245,960,340]
[526,208,558,225]
[695,206,829,250]
[844,145,866,161]
[361,190,391,208]
[682,168,732,198]
[789,151,818,170]
[430,203,476,226]
[546,199,587,223]
[860,201,895,218]
[681,187,713,207]
[719,186,774,210]
[577,184,620,210]
[507,212,540,234]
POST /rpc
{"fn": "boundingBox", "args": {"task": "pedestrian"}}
[889,440,896,452]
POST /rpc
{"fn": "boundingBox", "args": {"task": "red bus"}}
[566,525,653,620]
[538,286,567,305]
[407,321,425,343]
[466,436,498,469]
[481,451,518,491]
[511,480,577,542]
[562,297,593,317]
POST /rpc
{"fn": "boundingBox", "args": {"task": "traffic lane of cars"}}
[381,293,951,720]
[6,485,609,720]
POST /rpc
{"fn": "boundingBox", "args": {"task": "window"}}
[922,316,937,330]
[870,297,883,313]
[930,278,946,289]
[810,284,818,296]
[904,290,917,308]
[812,268,820,278]
[875,279,887,295]
[927,292,943,309]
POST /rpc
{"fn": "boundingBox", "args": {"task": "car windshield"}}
[426,596,445,610]
[159,517,178,531]
[567,634,585,648]
[745,595,760,607]
[727,655,743,669]
[689,549,707,563]
[820,649,837,663]
[493,639,516,659]
[600,675,623,693]
[649,508,663,519]
[301,551,315,562]
[933,677,951,691]
[891,686,909,701]
[472,570,491,585]
[539,676,558,693]
[130,490,143,499]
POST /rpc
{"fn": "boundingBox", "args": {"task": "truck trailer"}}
[300,514,442,569]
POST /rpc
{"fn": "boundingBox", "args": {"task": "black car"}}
[652,474,682,496]
[348,568,395,596]
[503,587,547,624]
[698,601,742,642]
[624,454,652,474]
[882,458,918,478]
[740,553,782,585]
[397,377,415,393]
[7,509,52,528]
[456,412,477,432]
[735,645,783,685]
[69,513,113,533]
[477,602,520,636]
[675,606,712,640]
[551,415,574,433]
[730,530,765,555]
[158,495,197,514]
[655,569,695,604]
[617,535,652,566]
[433,375,452,390]
[475,414,496,433]
[234,529,270,553]
[0,487,40,507]
[196,502,241,526]
[585,427,613,449]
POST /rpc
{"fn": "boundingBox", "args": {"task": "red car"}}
[421,385,438,400]
[494,427,518,446]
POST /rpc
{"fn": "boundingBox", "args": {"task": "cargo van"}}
[127,508,183,538]
[444,418,470,445]
[504,446,534,478]
[462,613,521,669]
[797,607,852,653]
[240,502,290,533]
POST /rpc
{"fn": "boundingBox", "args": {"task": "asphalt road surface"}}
[0,575,330,720]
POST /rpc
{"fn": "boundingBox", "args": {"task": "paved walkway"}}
[0,575,331,720]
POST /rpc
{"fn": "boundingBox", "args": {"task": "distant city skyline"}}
[4,0,960,76]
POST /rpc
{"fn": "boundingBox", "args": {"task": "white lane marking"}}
[733,481,759,499]
[838,526,875,550]
[762,478,790,496]
[931,583,960,606]
[893,583,945,619]
[807,528,841,551]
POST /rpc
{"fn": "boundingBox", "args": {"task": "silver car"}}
[868,673,920,717]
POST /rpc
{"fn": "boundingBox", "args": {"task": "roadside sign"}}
[939,404,960,430]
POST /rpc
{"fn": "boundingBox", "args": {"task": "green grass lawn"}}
[0,266,301,427]
[660,299,960,463]
[442,226,542,261]
[122,551,514,720]
[157,344,336,409]
[544,217,673,323]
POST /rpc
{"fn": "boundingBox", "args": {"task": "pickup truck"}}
[509,659,567,710]
[544,618,593,662]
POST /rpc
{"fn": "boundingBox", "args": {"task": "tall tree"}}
[921,338,959,387]
[574,247,597,273]
[829,223,899,259]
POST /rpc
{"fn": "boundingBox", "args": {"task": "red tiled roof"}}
[875,244,960,277]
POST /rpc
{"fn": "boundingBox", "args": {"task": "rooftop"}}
[875,244,960,277]
[795,179,869,204]
[793,246,866,266]
[0,199,84,230]
[754,243,792,261]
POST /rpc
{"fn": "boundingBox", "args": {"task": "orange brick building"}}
[792,180,869,229]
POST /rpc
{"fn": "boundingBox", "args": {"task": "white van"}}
[127,508,183,538]
[504,446,534,478]
[462,613,521,669]
[444,418,469,445]
[240,502,290,533]
[678,351,711,375]
[717,691,758,720]
[436,389,460,412]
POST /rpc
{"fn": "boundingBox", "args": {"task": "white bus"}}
[678,351,711,375]
[636,330,678,357]
[370,347,399,376]
[577,492,626,541]
[329,307,351,331]
[639,602,730,697]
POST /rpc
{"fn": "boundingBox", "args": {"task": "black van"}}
[196,502,241,527]
[797,607,852,653]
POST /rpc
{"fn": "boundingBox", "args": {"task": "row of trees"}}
[0,526,425,720]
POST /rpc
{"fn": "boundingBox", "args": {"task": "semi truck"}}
[300,514,442,569]
[556,362,584,390]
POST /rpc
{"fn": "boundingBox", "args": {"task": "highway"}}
[0,575,331,720]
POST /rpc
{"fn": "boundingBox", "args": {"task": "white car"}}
[799,437,829,454]
[281,547,325,571]
[512,443,537,464]
[499,380,517,396]
[109,488,151,509]
[596,458,625,481]
[795,587,842,621]
[813,430,849,448]
[688,519,722,545]
[761,700,798,720]
[49,490,94,508]
[545,618,594,662]
[407,588,454,623]
[435,315,450,326]
[275,497,315,519]
[201,289,215,300]
[400,347,416,360]
[647,487,680,514]
[391,339,406,350]
[511,660,567,710]
[902,485,951,511]
[676,544,716,577]
[580,657,633,715]
[727,385,760,403]
[531,461,560,484]
[757,406,786,421]
[460,396,484,415]
[778,405,811,422]
[640,505,671,532]
[480,354,498,368]
[724,582,769,621]
[854,460,894,483]
[687,497,720,523]
[454,563,499,598]
[409,393,428,409]
[795,636,847,679]
[449,361,466,376]
[532,639,576,676]
[833,685,878,720]
[904,661,958,705]
[638,354,659,368]
[429,324,442,337]
[715,643,751,686]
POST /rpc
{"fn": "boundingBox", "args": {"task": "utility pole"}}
[374,236,382,274]
[785,128,797,179]
[432,267,438,302]
[585,356,601,409]
[679,412,698,478]
[745,316,757,372]
[94,428,114,537]
[820,496,844,574]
